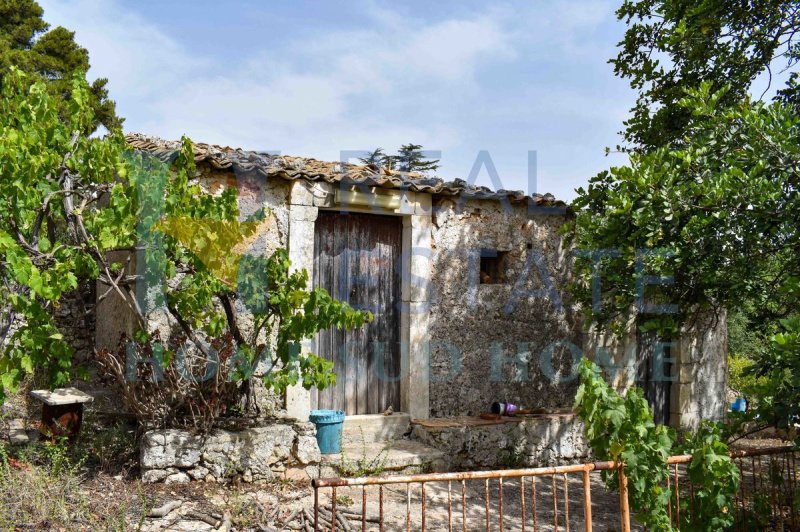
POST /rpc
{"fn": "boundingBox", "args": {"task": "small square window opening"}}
[479,249,508,284]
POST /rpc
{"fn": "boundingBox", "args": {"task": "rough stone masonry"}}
[140,420,321,483]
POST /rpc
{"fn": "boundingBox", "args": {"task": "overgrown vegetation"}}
[0,415,145,529]
[727,305,770,396]
[569,5,800,529]
[571,0,800,437]
[568,84,800,337]
[338,429,390,478]
[0,67,369,430]
[575,359,739,531]
[612,0,800,151]
[748,315,800,434]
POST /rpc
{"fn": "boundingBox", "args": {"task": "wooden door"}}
[637,327,673,425]
[311,212,402,415]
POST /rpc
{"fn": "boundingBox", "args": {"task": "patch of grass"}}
[0,453,148,530]
[77,417,137,475]
[0,412,145,529]
[338,429,389,477]
[228,493,262,528]
[13,434,86,477]
[335,494,355,507]
[8,415,135,479]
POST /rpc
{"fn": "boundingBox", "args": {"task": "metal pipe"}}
[499,477,504,532]
[564,473,570,532]
[484,478,490,531]
[532,474,538,531]
[618,467,631,532]
[313,462,616,488]
[311,446,799,488]
[362,486,367,532]
[675,463,680,526]
[332,487,337,532]
[308,445,799,531]
[737,458,745,530]
[314,486,319,532]
[421,482,426,532]
[379,486,384,532]
[406,484,411,532]
[447,480,453,532]
[461,479,467,532]
[666,464,672,525]
[582,469,592,532]
[552,474,558,532]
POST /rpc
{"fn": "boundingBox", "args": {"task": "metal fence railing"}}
[310,445,797,531]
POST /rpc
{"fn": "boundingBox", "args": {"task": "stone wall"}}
[94,165,293,416]
[92,160,729,428]
[586,310,729,430]
[53,282,96,366]
[140,419,321,483]
[411,415,588,469]
[427,198,583,416]
[671,309,728,429]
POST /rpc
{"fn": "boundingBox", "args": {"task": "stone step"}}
[342,413,410,444]
[319,439,447,477]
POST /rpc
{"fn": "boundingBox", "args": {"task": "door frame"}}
[310,210,403,415]
[285,180,432,421]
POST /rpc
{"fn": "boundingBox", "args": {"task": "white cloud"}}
[40,0,514,148]
[37,0,634,200]
[40,0,205,101]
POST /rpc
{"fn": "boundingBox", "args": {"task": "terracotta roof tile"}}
[125,133,567,207]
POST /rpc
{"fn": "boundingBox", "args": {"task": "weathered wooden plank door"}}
[311,212,402,415]
[637,328,673,425]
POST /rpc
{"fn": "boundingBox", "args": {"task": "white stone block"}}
[289,181,315,206]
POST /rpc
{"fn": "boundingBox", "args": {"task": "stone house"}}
[108,134,727,480]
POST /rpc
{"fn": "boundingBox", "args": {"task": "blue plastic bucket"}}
[309,409,345,454]
[731,397,747,413]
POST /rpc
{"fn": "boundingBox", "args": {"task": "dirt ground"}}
[314,473,637,532]
[0,396,792,531]
[120,469,638,531]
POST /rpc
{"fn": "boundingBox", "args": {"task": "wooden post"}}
[618,466,631,532]
[582,469,593,532]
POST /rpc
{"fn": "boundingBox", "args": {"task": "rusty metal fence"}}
[311,445,798,531]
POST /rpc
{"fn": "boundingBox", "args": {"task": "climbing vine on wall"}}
[0,68,370,423]
[575,359,739,531]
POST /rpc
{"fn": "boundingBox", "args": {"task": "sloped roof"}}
[125,133,567,207]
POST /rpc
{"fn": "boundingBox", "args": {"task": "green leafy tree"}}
[596,0,800,440]
[0,0,120,132]
[0,68,369,419]
[748,310,800,433]
[0,67,123,394]
[613,0,800,150]
[358,148,387,170]
[385,143,440,175]
[568,84,800,336]
[727,304,771,396]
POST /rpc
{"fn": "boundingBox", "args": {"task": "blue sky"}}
[39,0,638,201]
